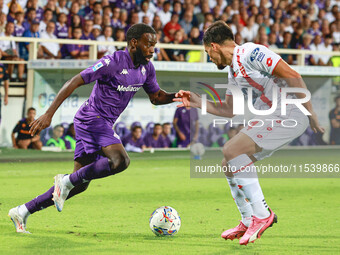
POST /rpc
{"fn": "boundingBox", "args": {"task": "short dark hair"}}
[132,126,142,132]
[126,23,156,43]
[162,122,171,127]
[54,125,64,130]
[27,107,36,113]
[154,123,162,128]
[203,21,234,45]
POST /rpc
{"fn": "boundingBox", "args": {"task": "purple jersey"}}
[76,48,160,125]
[55,22,69,38]
[36,7,44,21]
[14,24,25,37]
[123,135,145,148]
[61,44,87,58]
[143,134,165,148]
[174,107,198,147]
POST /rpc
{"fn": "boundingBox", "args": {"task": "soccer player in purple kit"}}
[8,23,177,234]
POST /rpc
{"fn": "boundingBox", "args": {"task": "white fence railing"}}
[1,36,340,65]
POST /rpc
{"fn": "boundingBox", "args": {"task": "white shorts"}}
[240,106,309,161]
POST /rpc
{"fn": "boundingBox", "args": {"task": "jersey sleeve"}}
[80,55,116,84]
[226,67,237,96]
[12,121,20,134]
[143,62,160,94]
[246,45,282,75]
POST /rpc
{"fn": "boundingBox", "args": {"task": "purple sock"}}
[24,158,111,214]
[25,187,54,214]
[69,158,111,186]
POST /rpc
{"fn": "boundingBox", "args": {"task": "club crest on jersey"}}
[92,62,103,72]
[250,48,259,62]
[141,66,146,76]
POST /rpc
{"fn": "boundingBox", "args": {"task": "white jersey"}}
[227,42,284,111]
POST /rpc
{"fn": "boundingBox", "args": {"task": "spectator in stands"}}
[67,1,80,27]
[173,1,182,17]
[61,26,88,59]
[241,16,258,43]
[12,107,42,150]
[39,21,60,59]
[28,0,44,21]
[97,25,115,58]
[55,12,68,38]
[91,24,101,40]
[22,8,36,30]
[20,18,40,61]
[46,124,66,150]
[173,106,199,147]
[0,22,25,81]
[279,32,294,65]
[268,33,278,49]
[39,8,53,34]
[111,7,121,28]
[158,1,171,27]
[152,30,169,60]
[163,13,181,42]
[0,0,9,15]
[123,125,146,152]
[14,11,25,37]
[118,9,128,31]
[317,34,333,66]
[142,15,150,26]
[300,33,316,65]
[44,0,57,21]
[64,123,76,150]
[69,14,82,37]
[0,50,9,122]
[180,10,194,36]
[329,96,340,145]
[166,29,187,61]
[138,0,154,25]
[82,19,94,51]
[161,122,175,147]
[152,15,162,31]
[114,28,126,50]
[7,1,18,23]
[56,0,68,15]
[130,12,140,27]
[0,12,6,33]
[144,123,166,148]
[186,26,201,62]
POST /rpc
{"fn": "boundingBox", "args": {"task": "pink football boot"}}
[221,221,248,240]
[239,208,278,245]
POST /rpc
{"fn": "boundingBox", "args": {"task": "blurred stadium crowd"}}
[0,0,339,71]
[11,99,340,152]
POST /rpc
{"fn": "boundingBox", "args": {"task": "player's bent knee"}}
[222,143,237,162]
[109,154,130,173]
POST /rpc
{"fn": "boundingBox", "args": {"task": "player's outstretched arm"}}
[29,74,85,136]
[148,89,176,105]
[173,90,234,118]
[273,60,324,133]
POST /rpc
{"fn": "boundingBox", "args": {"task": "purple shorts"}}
[73,115,121,160]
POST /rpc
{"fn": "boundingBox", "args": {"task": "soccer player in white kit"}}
[174,21,324,245]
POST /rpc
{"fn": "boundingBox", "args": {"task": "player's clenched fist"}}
[29,113,52,136]
[173,90,201,109]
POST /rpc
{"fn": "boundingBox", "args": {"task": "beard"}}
[217,64,226,70]
[133,46,150,66]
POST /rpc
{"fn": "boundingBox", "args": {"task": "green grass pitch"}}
[0,148,339,255]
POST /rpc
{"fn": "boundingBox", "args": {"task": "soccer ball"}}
[149,206,181,236]
[190,143,205,159]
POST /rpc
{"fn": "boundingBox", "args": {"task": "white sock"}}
[18,204,30,218]
[226,177,253,227]
[228,154,270,219]
[62,174,74,189]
